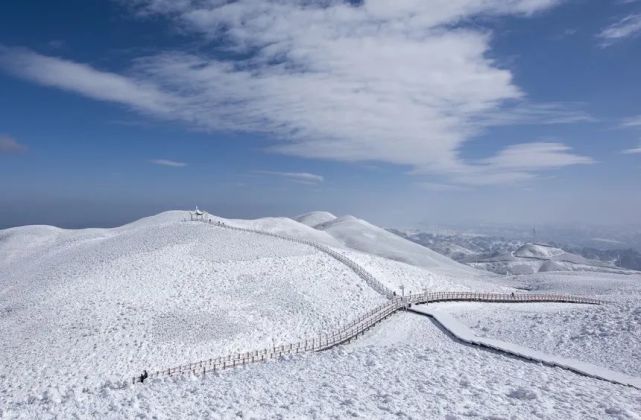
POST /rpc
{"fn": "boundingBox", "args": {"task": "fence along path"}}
[409,291,602,306]
[209,221,395,298]
[411,306,640,390]
[133,291,602,383]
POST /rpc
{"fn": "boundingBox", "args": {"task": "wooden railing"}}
[409,291,603,306]
[132,292,602,383]
[200,219,394,297]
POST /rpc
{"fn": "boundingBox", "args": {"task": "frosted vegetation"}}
[1,210,640,418]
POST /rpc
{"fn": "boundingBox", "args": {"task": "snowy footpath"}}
[2,211,641,418]
[4,313,640,419]
[412,305,641,390]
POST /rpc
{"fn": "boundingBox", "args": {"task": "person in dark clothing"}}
[140,370,148,383]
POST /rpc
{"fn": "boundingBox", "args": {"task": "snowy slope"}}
[0,211,387,403]
[294,211,337,228]
[5,313,640,419]
[223,211,487,293]
[205,213,343,247]
[338,248,505,294]
[415,305,641,388]
[224,211,476,283]
[3,210,639,418]
[446,271,641,378]
[514,243,565,258]
[311,215,478,276]
[468,243,630,275]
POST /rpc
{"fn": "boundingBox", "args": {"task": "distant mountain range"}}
[390,229,641,274]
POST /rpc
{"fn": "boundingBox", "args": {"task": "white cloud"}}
[150,159,187,167]
[481,142,594,170]
[1,1,592,185]
[0,46,178,116]
[623,144,641,154]
[598,13,641,46]
[0,135,27,154]
[480,102,592,126]
[255,170,324,184]
[621,115,641,128]
[440,142,593,186]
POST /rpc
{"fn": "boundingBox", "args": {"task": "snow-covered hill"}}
[294,211,337,228]
[0,211,392,399]
[305,214,477,275]
[395,228,641,274]
[467,243,631,275]
[226,210,487,291]
[514,243,565,259]
[2,210,640,418]
[0,210,481,403]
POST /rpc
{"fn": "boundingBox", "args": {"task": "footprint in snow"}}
[506,387,538,400]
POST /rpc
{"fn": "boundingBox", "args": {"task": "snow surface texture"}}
[314,215,477,275]
[294,211,337,228]
[0,212,390,403]
[449,271,641,378]
[397,226,641,272]
[342,248,502,294]
[412,306,641,389]
[2,210,640,418]
[223,210,493,294]
[140,291,601,384]
[226,221,396,297]
[469,243,633,275]
[514,243,566,259]
[4,314,640,419]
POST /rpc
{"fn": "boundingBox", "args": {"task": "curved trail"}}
[214,221,394,297]
[411,306,641,390]
[134,292,603,384]
[133,219,624,389]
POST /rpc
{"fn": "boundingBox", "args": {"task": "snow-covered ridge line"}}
[197,219,395,297]
[412,307,641,390]
[133,292,601,384]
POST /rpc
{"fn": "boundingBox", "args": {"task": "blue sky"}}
[1,0,640,229]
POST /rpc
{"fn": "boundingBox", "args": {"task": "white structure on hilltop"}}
[189,206,207,221]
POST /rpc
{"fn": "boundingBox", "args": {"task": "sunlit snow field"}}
[0,212,386,401]
[448,272,641,377]
[1,211,640,418]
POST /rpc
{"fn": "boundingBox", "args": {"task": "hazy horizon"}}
[2,1,641,230]
[3,205,641,251]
